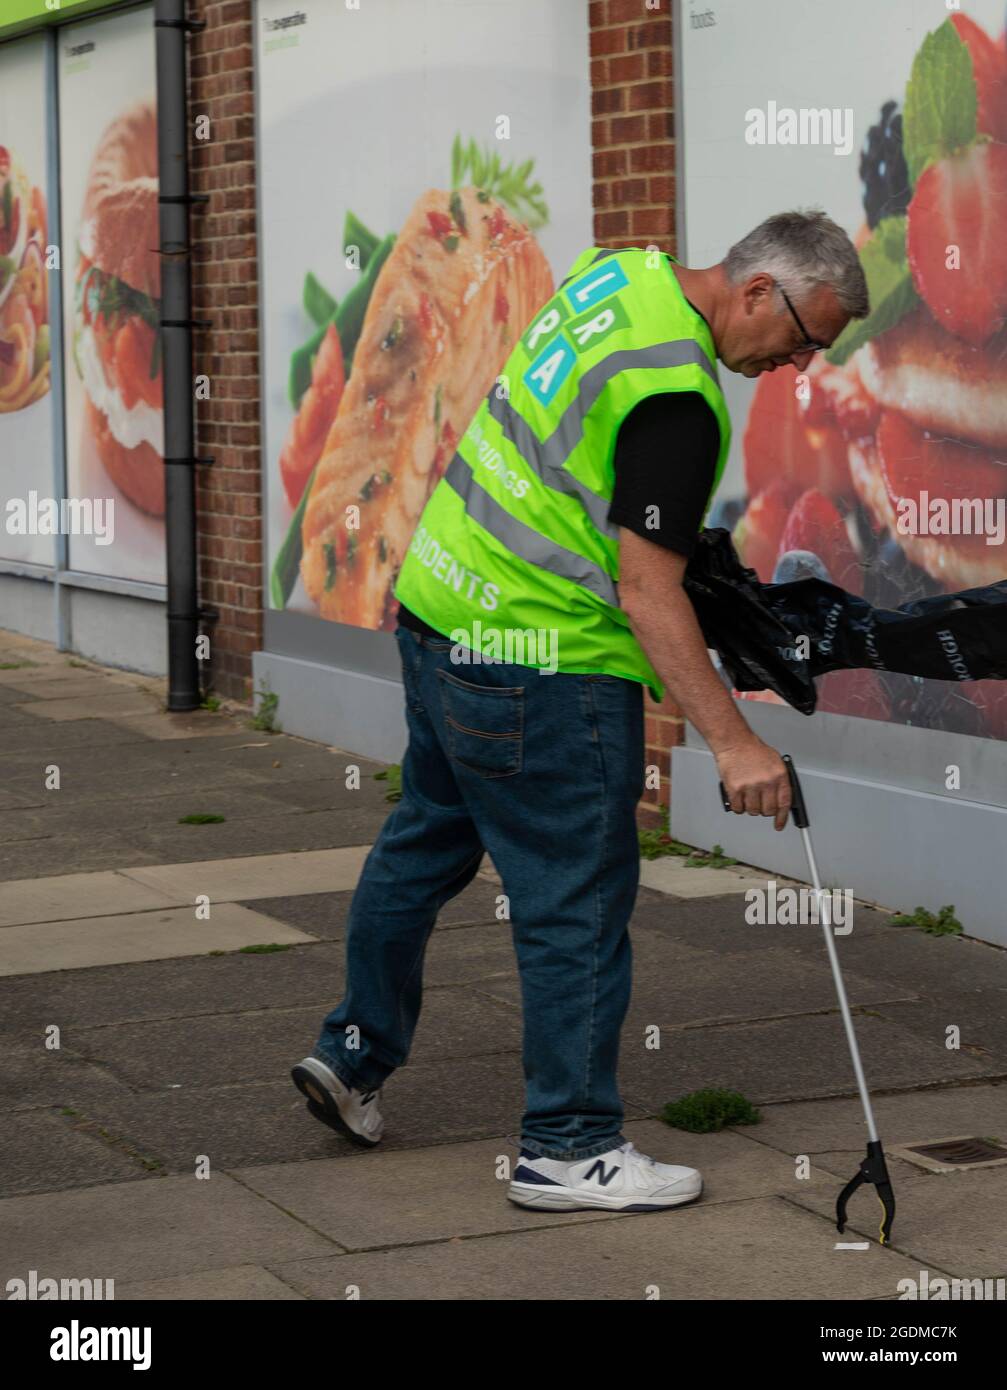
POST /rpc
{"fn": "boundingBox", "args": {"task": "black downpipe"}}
[154,0,204,709]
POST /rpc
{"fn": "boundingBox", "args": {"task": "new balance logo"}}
[584,1159,620,1186]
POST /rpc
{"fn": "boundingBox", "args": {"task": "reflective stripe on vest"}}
[443,450,619,607]
[486,338,719,538]
[393,246,733,700]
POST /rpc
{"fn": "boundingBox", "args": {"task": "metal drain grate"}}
[905,1136,1007,1167]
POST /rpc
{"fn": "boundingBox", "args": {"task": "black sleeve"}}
[607,391,720,559]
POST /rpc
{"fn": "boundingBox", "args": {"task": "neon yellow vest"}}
[393,246,732,703]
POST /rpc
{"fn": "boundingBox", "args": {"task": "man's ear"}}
[745,272,773,313]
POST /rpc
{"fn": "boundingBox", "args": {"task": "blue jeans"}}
[312,623,645,1159]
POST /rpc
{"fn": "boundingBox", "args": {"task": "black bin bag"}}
[682,529,1007,717]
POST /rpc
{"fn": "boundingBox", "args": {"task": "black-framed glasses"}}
[777,283,825,354]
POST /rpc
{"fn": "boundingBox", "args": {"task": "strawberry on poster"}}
[682,0,1007,740]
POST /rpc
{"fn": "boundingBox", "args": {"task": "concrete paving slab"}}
[0,1108,149,1197]
[1,730,273,775]
[0,903,317,976]
[0,869,177,927]
[435,878,508,926]
[786,927,1007,996]
[258,776,391,813]
[0,786,292,838]
[0,766,270,810]
[67,987,522,1092]
[630,886,896,955]
[115,1264,306,1300]
[419,922,518,985]
[0,787,46,811]
[615,1012,994,1112]
[50,1053,543,1172]
[3,676,146,701]
[0,926,522,1035]
[0,657,62,679]
[790,1166,1007,1278]
[239,878,505,940]
[270,1193,924,1300]
[117,806,392,862]
[15,691,162,722]
[194,740,369,786]
[0,938,345,1030]
[238,1143,624,1253]
[101,713,247,740]
[38,1078,371,1173]
[119,846,371,904]
[0,703,51,725]
[232,1116,840,1253]
[0,831,162,880]
[478,935,916,1023]
[0,1036,132,1113]
[871,995,1007,1067]
[640,855,786,898]
[0,1171,339,1288]
[726,1085,1007,1160]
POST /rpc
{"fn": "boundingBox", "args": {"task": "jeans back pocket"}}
[435,668,524,778]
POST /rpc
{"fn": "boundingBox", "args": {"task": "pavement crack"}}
[53,1105,168,1175]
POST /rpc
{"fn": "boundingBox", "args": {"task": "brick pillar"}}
[189,0,262,703]
[589,0,683,830]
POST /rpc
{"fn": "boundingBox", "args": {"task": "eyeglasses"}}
[777,284,825,355]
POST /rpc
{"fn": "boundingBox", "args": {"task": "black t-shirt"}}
[397,299,720,639]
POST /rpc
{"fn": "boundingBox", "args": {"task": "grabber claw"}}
[836,1139,896,1246]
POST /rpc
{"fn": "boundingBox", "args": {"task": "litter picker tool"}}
[718,754,896,1246]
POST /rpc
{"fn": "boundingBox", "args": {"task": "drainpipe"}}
[154,0,211,709]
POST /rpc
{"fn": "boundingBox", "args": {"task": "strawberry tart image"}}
[732,12,1007,739]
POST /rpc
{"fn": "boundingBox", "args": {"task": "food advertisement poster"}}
[58,4,163,584]
[682,0,1007,743]
[0,33,53,567]
[256,0,591,636]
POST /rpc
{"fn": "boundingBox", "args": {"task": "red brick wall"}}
[188,0,684,823]
[590,0,682,830]
[189,0,262,702]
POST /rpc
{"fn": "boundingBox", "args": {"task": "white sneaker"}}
[291,1056,384,1147]
[508,1140,702,1212]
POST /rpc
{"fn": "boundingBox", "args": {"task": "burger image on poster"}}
[0,34,54,570]
[72,99,164,518]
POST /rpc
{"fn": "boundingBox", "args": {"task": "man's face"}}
[720,272,850,377]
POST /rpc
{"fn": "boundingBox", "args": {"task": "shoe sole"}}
[506,1181,703,1212]
[291,1062,382,1148]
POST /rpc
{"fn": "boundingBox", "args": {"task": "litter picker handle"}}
[718,752,808,827]
[781,753,808,828]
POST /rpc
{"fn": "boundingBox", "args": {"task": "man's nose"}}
[791,349,816,371]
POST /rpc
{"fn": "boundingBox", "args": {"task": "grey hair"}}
[723,208,870,319]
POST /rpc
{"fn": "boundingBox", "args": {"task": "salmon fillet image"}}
[300,186,554,628]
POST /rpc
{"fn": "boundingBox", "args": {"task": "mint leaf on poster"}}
[825,215,918,366]
[903,18,977,188]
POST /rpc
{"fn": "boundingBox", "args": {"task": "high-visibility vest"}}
[392,245,732,703]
